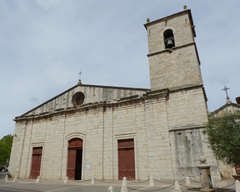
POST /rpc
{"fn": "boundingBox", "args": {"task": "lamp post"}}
[3,136,6,144]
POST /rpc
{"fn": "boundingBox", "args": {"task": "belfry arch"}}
[67,138,83,180]
[163,29,175,49]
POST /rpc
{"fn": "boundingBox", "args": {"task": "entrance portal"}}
[118,139,135,180]
[67,138,83,180]
[30,147,42,179]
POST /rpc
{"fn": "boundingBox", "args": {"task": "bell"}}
[166,39,174,48]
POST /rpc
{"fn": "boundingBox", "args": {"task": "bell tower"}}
[144,8,203,91]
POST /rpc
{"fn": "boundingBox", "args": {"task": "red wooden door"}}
[67,138,83,180]
[30,147,42,179]
[118,139,135,180]
[67,149,76,180]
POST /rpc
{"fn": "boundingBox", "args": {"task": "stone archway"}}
[67,138,83,180]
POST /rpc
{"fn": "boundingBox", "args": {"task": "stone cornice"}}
[169,125,205,132]
[14,84,204,122]
[169,84,203,93]
[147,42,201,65]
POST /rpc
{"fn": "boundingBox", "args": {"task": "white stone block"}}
[64,177,68,184]
[170,181,182,192]
[91,177,95,185]
[13,176,18,182]
[121,177,128,192]
[185,177,191,187]
[36,176,41,183]
[236,180,240,192]
[4,175,8,182]
[149,177,154,186]
[108,186,114,192]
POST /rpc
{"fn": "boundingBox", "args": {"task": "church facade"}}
[9,9,222,181]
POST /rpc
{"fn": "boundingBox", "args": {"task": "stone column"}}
[197,156,214,192]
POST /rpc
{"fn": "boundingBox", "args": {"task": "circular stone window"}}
[72,92,85,106]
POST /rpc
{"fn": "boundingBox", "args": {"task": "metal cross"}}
[222,86,230,98]
[78,71,83,80]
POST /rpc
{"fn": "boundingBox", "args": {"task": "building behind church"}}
[208,96,240,178]
[9,8,223,181]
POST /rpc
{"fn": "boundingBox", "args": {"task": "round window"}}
[72,92,85,106]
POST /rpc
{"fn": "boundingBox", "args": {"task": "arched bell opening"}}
[67,138,83,180]
[164,29,175,49]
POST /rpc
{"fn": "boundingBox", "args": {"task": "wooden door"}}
[30,147,42,179]
[118,139,135,180]
[67,138,83,180]
[67,148,76,180]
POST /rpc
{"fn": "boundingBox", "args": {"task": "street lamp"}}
[3,136,6,144]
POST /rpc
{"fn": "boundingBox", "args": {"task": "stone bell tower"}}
[143,8,222,181]
[144,8,203,91]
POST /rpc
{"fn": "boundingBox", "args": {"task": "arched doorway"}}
[67,138,83,180]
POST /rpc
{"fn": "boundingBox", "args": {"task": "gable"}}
[20,83,149,117]
[209,103,240,118]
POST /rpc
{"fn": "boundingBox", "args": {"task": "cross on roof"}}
[222,86,230,98]
[78,71,83,80]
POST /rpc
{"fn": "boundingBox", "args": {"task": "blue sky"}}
[0,0,239,139]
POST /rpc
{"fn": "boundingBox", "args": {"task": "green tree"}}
[206,110,240,166]
[0,134,13,168]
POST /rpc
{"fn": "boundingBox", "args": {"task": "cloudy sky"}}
[0,1,239,139]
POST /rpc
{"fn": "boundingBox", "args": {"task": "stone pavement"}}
[0,173,236,192]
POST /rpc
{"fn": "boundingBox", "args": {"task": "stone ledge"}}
[14,85,201,122]
[169,125,205,132]
[147,42,195,57]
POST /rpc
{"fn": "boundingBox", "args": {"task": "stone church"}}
[9,8,223,181]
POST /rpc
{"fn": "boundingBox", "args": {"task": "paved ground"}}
[0,173,236,192]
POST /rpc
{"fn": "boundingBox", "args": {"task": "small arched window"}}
[164,29,175,49]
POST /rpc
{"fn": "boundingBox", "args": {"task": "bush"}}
[206,111,240,166]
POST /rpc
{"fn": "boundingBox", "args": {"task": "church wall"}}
[167,88,208,130]
[217,161,235,179]
[102,106,114,180]
[84,107,104,180]
[112,102,139,180]
[10,89,222,181]
[167,88,221,181]
[18,120,34,179]
[9,121,27,177]
[148,45,202,91]
[134,102,149,180]
[61,111,88,180]
[144,96,173,180]
[40,115,65,179]
[169,128,221,181]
